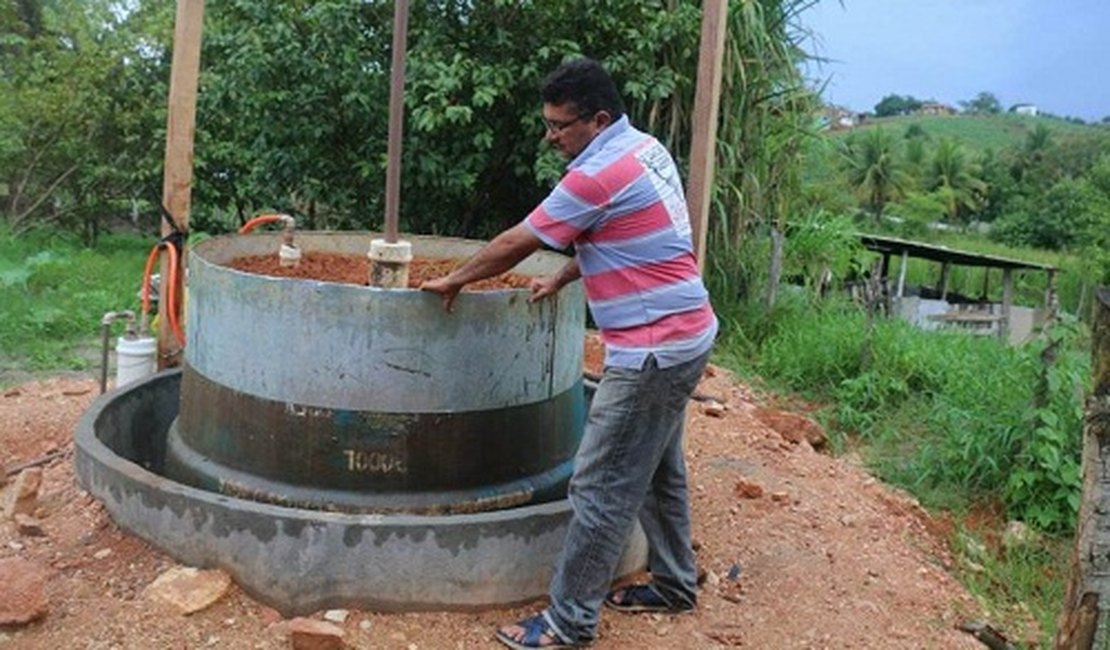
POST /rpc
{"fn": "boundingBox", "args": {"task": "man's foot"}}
[605,583,695,614]
[495,612,584,649]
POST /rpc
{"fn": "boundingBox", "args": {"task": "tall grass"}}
[0,223,150,375]
[715,279,1091,644]
[722,290,1089,530]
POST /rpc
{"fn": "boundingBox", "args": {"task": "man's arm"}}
[420,223,545,311]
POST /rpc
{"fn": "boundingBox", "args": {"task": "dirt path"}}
[0,365,986,649]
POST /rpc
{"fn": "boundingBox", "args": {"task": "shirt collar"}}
[566,115,631,170]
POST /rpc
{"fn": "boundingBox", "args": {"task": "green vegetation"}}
[0,224,149,376]
[843,114,1098,154]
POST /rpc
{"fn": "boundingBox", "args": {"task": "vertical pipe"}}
[384,0,410,244]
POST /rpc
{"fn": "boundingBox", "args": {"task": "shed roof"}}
[859,234,1056,272]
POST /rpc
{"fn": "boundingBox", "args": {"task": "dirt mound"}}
[0,361,984,648]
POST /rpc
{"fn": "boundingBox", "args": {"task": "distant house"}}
[917,102,957,116]
[818,105,860,130]
[1011,103,1039,116]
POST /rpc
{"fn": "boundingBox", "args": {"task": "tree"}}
[959,91,1002,115]
[874,94,921,117]
[1,0,169,244]
[924,138,988,224]
[843,128,911,223]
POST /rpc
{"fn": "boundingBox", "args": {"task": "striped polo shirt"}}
[525,115,717,369]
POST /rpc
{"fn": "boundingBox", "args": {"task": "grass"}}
[0,224,152,382]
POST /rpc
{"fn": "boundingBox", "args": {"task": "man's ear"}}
[594,110,613,128]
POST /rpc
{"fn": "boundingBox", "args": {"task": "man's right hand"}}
[420,276,463,312]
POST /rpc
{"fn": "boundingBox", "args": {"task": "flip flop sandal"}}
[604,584,695,614]
[495,613,587,649]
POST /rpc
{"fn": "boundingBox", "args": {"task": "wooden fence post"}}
[158,0,205,368]
[1055,287,1110,649]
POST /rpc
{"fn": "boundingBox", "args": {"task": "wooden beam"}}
[939,262,951,301]
[158,0,205,368]
[685,0,728,271]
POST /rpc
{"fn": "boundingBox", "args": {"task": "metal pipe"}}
[99,310,137,394]
[384,0,409,243]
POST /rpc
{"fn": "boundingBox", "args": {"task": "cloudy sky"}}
[800,0,1110,121]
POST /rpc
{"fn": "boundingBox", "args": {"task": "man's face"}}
[542,102,609,159]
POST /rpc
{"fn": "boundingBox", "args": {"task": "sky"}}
[800,0,1110,122]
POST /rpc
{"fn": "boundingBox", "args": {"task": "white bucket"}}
[116,335,157,388]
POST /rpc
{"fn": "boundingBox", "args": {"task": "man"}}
[421,58,717,649]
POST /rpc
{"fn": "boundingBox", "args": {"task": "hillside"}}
[830,113,1103,153]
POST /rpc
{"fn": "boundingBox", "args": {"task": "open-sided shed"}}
[859,233,1058,343]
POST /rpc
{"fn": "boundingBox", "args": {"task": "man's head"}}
[540,58,626,159]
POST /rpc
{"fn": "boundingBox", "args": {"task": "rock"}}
[288,618,346,650]
[144,566,232,615]
[770,491,790,503]
[753,406,828,449]
[702,400,727,418]
[1002,520,1039,550]
[93,548,113,560]
[726,563,742,581]
[734,479,764,499]
[1,468,42,519]
[14,513,46,537]
[0,557,49,626]
[323,609,349,623]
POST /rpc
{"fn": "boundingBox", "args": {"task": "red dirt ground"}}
[0,334,993,649]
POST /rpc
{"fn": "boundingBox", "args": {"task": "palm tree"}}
[926,138,988,224]
[843,128,911,223]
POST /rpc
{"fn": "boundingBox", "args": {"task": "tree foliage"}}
[873,93,921,117]
[959,91,1002,115]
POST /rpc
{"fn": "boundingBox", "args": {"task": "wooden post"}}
[1001,268,1013,342]
[158,0,205,368]
[1055,288,1110,650]
[939,262,951,301]
[896,250,908,299]
[1045,269,1059,324]
[685,0,728,271]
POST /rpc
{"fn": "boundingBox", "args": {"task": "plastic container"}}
[116,335,157,388]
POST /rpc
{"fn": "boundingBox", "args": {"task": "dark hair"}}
[541,58,625,121]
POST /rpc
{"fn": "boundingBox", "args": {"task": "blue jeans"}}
[545,350,709,645]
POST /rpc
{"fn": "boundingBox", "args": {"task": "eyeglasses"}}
[543,113,593,133]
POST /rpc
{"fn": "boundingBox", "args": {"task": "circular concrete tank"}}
[166,232,587,514]
[75,371,648,614]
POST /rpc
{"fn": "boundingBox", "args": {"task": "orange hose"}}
[140,242,186,347]
[239,213,285,234]
[163,243,186,347]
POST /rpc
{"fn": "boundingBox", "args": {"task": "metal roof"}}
[859,234,1057,272]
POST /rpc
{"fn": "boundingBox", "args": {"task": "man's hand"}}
[420,276,463,312]
[528,275,561,303]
